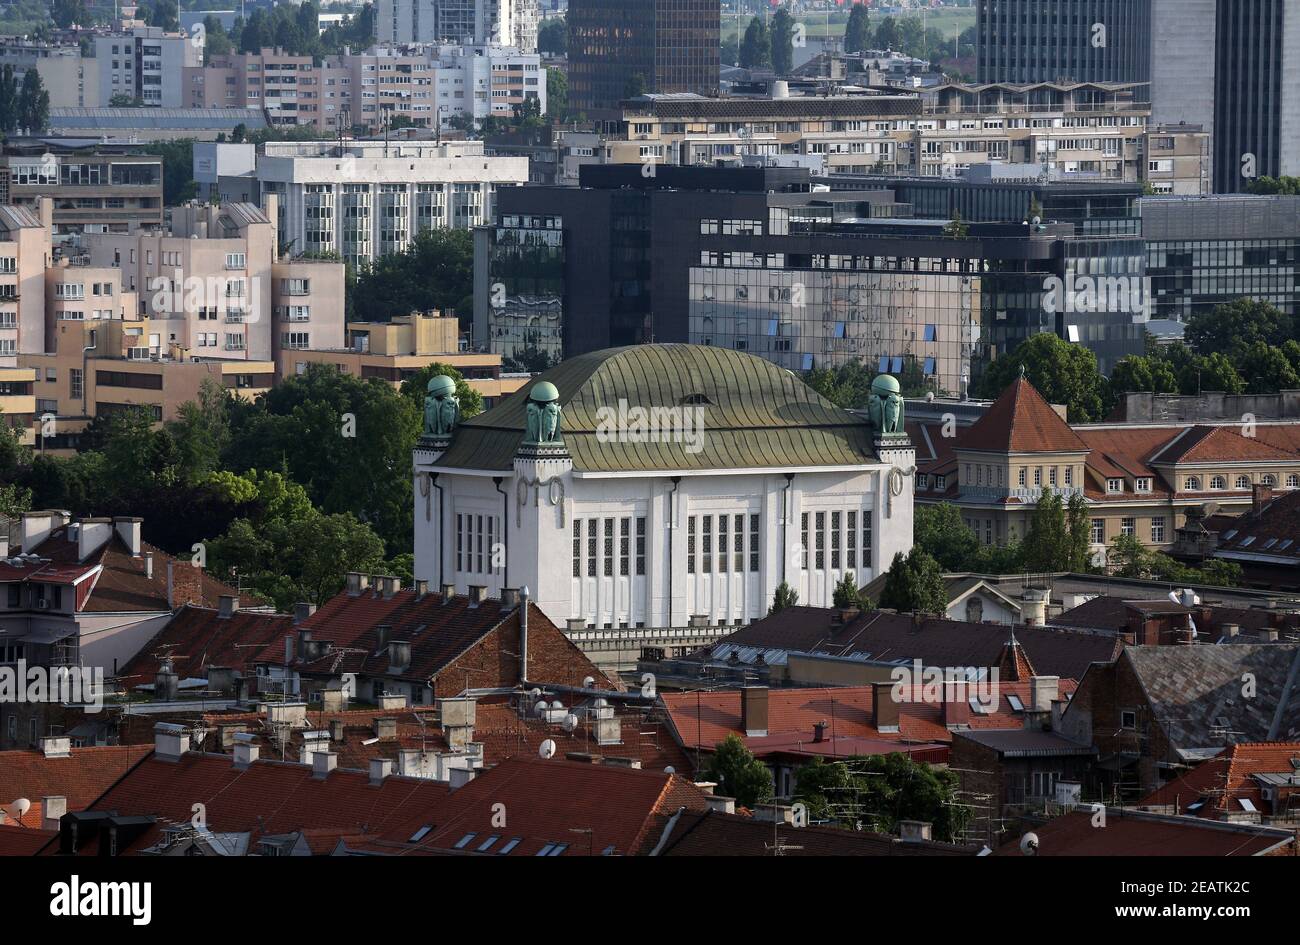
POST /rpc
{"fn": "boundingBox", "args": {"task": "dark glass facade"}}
[976,0,1152,84]
[484,213,566,367]
[568,0,720,118]
[1213,0,1287,193]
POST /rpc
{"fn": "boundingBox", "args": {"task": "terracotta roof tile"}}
[955,378,1088,454]
[0,744,152,811]
[1140,742,1300,818]
[118,604,295,686]
[991,808,1294,856]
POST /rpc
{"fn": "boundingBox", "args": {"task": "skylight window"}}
[497,837,521,855]
[1239,798,1258,813]
[1223,529,1238,540]
[408,825,432,843]
[1007,694,1025,712]
[476,834,500,852]
[1239,536,1256,547]
[453,832,477,849]
[1279,540,1294,551]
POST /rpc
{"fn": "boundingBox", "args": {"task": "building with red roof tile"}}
[0,742,151,830]
[1138,742,1300,823]
[910,376,1300,560]
[991,807,1296,856]
[0,510,254,750]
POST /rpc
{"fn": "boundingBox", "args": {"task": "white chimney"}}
[369,758,393,785]
[78,519,113,561]
[233,733,259,769]
[448,767,476,790]
[144,552,154,579]
[113,516,142,555]
[898,820,933,843]
[153,722,188,762]
[40,736,71,759]
[1030,676,1060,711]
[41,795,67,832]
[312,751,337,779]
[218,594,238,619]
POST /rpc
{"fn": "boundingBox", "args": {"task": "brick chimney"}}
[1253,483,1274,513]
[741,687,769,737]
[872,681,900,733]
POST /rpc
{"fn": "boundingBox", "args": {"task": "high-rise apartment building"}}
[568,0,720,119]
[376,0,539,51]
[976,0,1152,84]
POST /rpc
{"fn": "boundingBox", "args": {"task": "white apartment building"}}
[377,0,539,52]
[93,27,203,108]
[251,140,528,269]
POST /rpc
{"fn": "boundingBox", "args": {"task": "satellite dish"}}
[9,798,31,821]
[664,766,676,774]
[549,700,563,710]
[1031,215,1042,226]
[924,391,935,403]
[529,688,541,697]
[538,739,557,759]
[594,698,608,709]
[562,713,578,732]
[1020,832,1039,856]
[533,701,548,717]
[582,676,595,689]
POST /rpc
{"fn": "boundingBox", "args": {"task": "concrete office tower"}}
[376,0,538,51]
[1152,0,1300,193]
[568,0,720,119]
[976,0,1151,84]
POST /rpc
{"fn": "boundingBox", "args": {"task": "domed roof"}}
[426,374,456,396]
[434,345,881,473]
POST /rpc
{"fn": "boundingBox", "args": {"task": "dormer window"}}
[935,475,947,491]
[1210,476,1226,490]
[1106,478,1124,494]
[1135,477,1152,493]
[917,473,929,490]
[1184,476,1201,491]
[1235,475,1251,489]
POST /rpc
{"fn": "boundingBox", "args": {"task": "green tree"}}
[832,572,873,610]
[1020,488,1091,572]
[769,580,799,615]
[914,503,980,572]
[623,72,646,99]
[152,139,198,205]
[0,66,17,134]
[705,734,773,808]
[739,16,771,69]
[874,15,900,50]
[1237,341,1300,394]
[844,3,870,54]
[349,227,474,323]
[17,68,50,133]
[794,752,969,840]
[942,209,969,238]
[976,333,1111,422]
[771,8,795,74]
[1185,299,1292,358]
[538,18,567,56]
[546,67,568,120]
[203,15,233,60]
[1110,354,1179,394]
[52,0,88,28]
[166,379,232,483]
[878,548,947,614]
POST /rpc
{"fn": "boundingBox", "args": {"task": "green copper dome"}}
[530,381,560,403]
[426,374,456,397]
[871,374,901,396]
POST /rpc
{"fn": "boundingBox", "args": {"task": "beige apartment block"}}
[278,312,527,406]
[0,203,52,358]
[1,148,163,236]
[0,364,35,445]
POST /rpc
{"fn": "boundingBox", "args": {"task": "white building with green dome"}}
[413,344,914,631]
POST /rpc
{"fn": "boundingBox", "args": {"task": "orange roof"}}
[956,377,1088,454]
[1140,742,1300,818]
[0,745,152,812]
[1151,425,1298,465]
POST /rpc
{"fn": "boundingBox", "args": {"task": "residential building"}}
[1057,644,1300,797]
[413,344,916,628]
[911,375,1300,555]
[281,311,527,406]
[92,27,203,108]
[375,0,540,51]
[0,204,50,358]
[1,143,163,238]
[0,510,248,750]
[976,0,1152,84]
[1139,741,1300,823]
[246,140,527,270]
[0,365,35,445]
[568,0,721,119]
[0,742,152,829]
[1204,488,1300,591]
[186,48,318,128]
[0,40,97,107]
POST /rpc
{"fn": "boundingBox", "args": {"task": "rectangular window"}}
[701,516,712,574]
[800,512,809,569]
[456,514,464,573]
[750,514,760,572]
[476,514,484,573]
[587,519,597,577]
[718,515,729,573]
[687,517,696,573]
[815,512,825,570]
[619,518,630,576]
[862,513,872,563]
[847,511,857,568]
[1151,516,1166,543]
[1090,518,1105,544]
[734,514,744,572]
[636,517,646,576]
[572,519,581,577]
[1121,517,1136,537]
[831,511,842,569]
[603,518,613,577]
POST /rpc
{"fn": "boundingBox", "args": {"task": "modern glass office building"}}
[976,0,1152,84]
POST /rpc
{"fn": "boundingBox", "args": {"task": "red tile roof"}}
[660,681,1076,762]
[1214,488,1300,564]
[386,756,714,856]
[0,825,57,855]
[117,604,295,686]
[991,808,1295,856]
[1151,425,1298,465]
[0,745,152,813]
[1139,742,1300,818]
[956,377,1088,454]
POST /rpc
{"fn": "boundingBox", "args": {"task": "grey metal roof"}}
[50,108,268,131]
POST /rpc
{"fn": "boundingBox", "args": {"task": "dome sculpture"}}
[423,373,460,438]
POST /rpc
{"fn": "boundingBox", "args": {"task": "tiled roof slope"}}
[641,809,982,856]
[118,604,295,684]
[1140,742,1300,818]
[432,344,882,473]
[1123,645,1300,749]
[708,606,1121,681]
[0,745,153,811]
[991,808,1294,856]
[955,377,1088,454]
[1151,425,1297,464]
